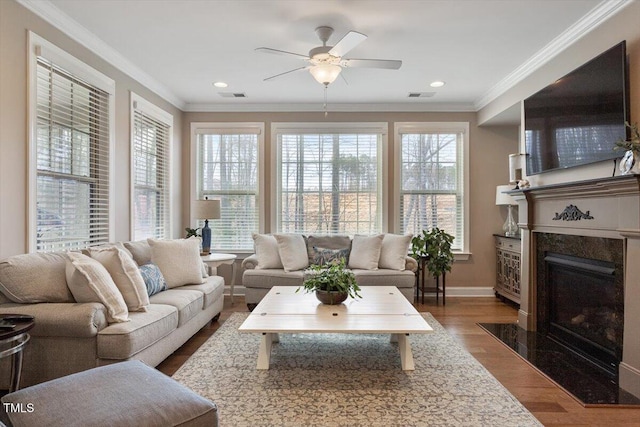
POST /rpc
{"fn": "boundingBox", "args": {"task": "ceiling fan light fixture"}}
[310,64,341,85]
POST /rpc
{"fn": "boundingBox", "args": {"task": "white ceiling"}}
[28,0,614,116]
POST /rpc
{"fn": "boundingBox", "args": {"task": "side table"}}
[0,315,35,392]
[201,253,238,304]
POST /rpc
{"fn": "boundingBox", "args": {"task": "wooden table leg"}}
[257,332,277,369]
[397,333,415,371]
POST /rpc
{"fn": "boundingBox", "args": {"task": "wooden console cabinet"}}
[494,234,521,305]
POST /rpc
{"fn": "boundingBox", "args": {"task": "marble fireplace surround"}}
[512,175,640,399]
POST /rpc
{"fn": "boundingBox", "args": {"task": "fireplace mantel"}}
[512,174,640,398]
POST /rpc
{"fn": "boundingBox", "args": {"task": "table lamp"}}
[193,197,221,254]
[495,185,518,237]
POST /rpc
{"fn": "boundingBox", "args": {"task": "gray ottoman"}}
[1,360,217,427]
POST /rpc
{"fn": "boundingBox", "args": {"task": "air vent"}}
[218,92,247,98]
[408,92,436,98]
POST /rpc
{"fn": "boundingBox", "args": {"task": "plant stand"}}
[415,256,446,305]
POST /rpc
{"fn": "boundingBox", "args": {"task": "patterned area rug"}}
[173,313,542,427]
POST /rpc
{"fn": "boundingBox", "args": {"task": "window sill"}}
[453,252,471,261]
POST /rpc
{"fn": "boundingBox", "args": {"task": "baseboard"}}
[228,285,495,298]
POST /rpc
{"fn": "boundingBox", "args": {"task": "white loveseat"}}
[0,238,224,389]
[242,234,417,309]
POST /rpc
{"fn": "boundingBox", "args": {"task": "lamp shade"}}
[495,185,516,206]
[310,64,341,85]
[193,199,221,220]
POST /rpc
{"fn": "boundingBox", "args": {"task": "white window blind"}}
[276,126,383,235]
[131,96,171,240]
[398,127,465,251]
[196,129,260,251]
[35,57,111,252]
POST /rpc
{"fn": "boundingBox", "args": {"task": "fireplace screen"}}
[546,252,622,373]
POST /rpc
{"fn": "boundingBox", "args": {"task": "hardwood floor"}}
[158,295,640,426]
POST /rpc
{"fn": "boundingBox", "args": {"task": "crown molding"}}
[17,0,186,110]
[473,0,634,111]
[182,102,477,113]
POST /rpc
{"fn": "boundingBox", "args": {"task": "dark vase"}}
[315,290,348,305]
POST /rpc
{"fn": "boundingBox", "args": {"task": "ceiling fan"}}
[256,26,402,86]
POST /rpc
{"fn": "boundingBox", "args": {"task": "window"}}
[192,123,264,251]
[273,123,386,235]
[131,93,172,240]
[29,33,115,252]
[395,122,468,252]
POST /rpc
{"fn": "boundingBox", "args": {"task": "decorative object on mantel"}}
[193,198,221,255]
[508,153,526,189]
[615,121,640,175]
[518,179,530,189]
[297,260,361,305]
[552,204,594,221]
[495,185,519,237]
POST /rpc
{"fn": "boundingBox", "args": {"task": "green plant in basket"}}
[297,259,361,301]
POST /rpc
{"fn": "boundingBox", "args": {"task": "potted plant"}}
[411,227,455,280]
[297,259,361,305]
[614,121,640,175]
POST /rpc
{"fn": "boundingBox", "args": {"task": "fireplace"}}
[535,233,624,376]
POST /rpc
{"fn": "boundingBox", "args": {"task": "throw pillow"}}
[274,233,309,272]
[89,246,150,312]
[148,238,205,288]
[348,234,384,270]
[123,240,152,266]
[312,246,349,266]
[378,234,412,271]
[305,235,351,264]
[65,252,129,323]
[252,233,283,269]
[139,263,168,297]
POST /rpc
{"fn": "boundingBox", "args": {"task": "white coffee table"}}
[201,253,237,304]
[238,286,433,370]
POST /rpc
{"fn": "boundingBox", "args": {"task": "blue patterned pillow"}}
[312,246,349,266]
[139,263,167,297]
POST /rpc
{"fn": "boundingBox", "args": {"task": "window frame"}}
[271,122,388,235]
[190,122,265,253]
[393,122,470,258]
[27,31,115,253]
[129,92,173,241]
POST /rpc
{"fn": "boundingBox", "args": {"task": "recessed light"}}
[430,81,445,88]
[213,82,228,88]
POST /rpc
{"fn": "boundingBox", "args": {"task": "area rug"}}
[173,313,542,427]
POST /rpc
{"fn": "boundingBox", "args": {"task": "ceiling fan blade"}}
[263,66,309,81]
[328,31,367,57]
[341,58,402,70]
[255,47,309,59]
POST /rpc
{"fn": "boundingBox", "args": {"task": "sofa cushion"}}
[89,247,150,312]
[243,269,305,289]
[97,304,178,360]
[0,252,74,303]
[252,234,283,269]
[274,233,309,272]
[148,239,204,288]
[149,289,204,327]
[180,275,224,309]
[65,252,129,324]
[306,235,351,264]
[348,234,384,270]
[378,234,412,271]
[352,268,416,288]
[139,263,168,296]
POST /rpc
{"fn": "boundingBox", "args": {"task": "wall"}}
[478,0,640,187]
[183,111,518,289]
[0,0,183,259]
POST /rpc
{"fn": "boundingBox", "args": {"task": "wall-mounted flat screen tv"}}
[525,41,629,175]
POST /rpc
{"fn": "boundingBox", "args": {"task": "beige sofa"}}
[0,239,224,389]
[242,234,417,309]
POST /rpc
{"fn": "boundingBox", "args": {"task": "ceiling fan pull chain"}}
[324,84,328,117]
